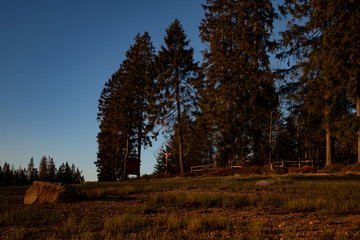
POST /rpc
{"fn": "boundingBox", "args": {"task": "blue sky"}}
[0,0,285,182]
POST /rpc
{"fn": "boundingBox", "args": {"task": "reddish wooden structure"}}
[124,157,141,178]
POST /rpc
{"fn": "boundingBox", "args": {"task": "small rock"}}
[255,179,276,189]
[24,181,74,204]
[222,178,237,182]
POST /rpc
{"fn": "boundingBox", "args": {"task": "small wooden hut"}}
[123,157,140,178]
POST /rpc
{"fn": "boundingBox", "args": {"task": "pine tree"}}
[0,165,3,186]
[64,162,73,184]
[56,163,66,182]
[333,0,360,163]
[96,32,156,181]
[96,69,127,181]
[47,157,56,182]
[279,0,359,166]
[27,157,37,183]
[199,0,277,166]
[16,167,27,185]
[1,163,11,186]
[153,145,168,174]
[121,32,156,160]
[38,156,48,181]
[154,19,198,173]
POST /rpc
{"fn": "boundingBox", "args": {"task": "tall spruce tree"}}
[154,19,198,173]
[279,0,359,166]
[199,0,277,166]
[38,156,48,181]
[47,157,56,182]
[121,32,156,160]
[333,0,360,163]
[96,32,155,181]
[27,157,38,183]
[96,69,130,181]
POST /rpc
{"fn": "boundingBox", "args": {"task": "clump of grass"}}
[0,201,34,226]
[102,209,244,239]
[75,183,142,199]
[142,191,251,210]
[103,213,148,238]
[60,214,93,240]
[283,227,296,240]
[76,176,259,198]
[249,221,264,240]
[334,231,350,240]
[281,181,360,215]
[7,227,26,240]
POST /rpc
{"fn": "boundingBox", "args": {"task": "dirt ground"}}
[1,183,360,240]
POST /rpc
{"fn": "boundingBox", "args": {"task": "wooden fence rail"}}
[271,159,313,169]
[191,163,217,173]
[191,159,314,173]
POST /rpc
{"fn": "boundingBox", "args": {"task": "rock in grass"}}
[255,179,276,189]
[24,181,74,204]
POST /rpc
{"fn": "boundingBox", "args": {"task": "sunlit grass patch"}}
[75,182,144,199]
[185,213,231,232]
[141,191,251,210]
[249,221,265,240]
[75,176,259,200]
[103,213,148,239]
[60,214,94,240]
[281,181,360,215]
[101,210,245,239]
[0,201,35,226]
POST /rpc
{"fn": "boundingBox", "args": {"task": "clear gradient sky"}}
[0,0,207,181]
[0,0,284,182]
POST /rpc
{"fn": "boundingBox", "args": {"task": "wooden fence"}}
[271,159,313,169]
[228,159,252,169]
[191,158,315,173]
[190,163,217,173]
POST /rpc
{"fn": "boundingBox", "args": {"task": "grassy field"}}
[1,174,360,239]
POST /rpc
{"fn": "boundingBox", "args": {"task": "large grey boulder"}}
[24,181,74,204]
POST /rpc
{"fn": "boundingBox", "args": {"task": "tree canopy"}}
[96,0,360,180]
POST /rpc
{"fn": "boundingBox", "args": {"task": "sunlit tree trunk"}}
[325,94,332,166]
[325,127,332,166]
[176,79,184,173]
[138,108,143,160]
[357,98,360,164]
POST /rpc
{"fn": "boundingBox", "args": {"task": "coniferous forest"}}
[0,156,84,186]
[96,0,360,181]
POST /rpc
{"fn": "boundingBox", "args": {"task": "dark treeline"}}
[0,156,84,186]
[97,0,360,181]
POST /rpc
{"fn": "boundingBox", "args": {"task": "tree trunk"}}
[176,75,184,173]
[357,98,360,164]
[138,109,143,160]
[325,127,332,166]
[123,133,130,180]
[138,128,142,160]
[268,112,273,165]
[325,94,332,166]
[178,126,184,173]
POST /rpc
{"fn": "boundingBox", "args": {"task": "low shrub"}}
[235,166,270,175]
[207,168,233,176]
[318,163,343,173]
[340,163,360,173]
[288,165,316,174]
[272,167,288,175]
